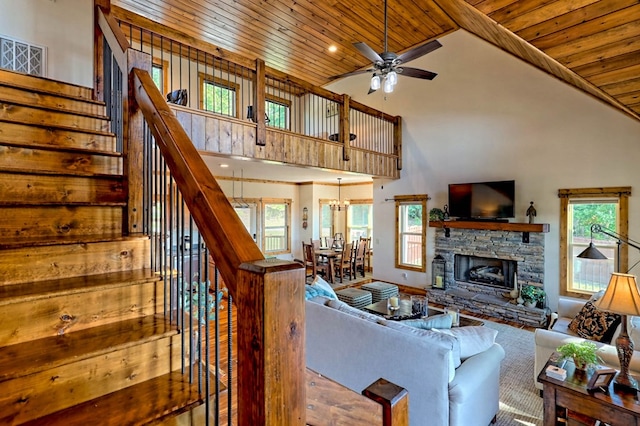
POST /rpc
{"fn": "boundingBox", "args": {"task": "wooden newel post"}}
[363,379,409,426]
[236,259,306,426]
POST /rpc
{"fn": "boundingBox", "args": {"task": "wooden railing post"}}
[341,94,351,161]
[236,260,306,426]
[394,116,402,170]
[363,379,409,426]
[254,58,266,146]
[125,49,151,234]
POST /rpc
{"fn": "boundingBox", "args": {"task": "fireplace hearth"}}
[455,254,516,289]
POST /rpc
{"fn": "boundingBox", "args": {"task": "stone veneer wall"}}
[427,227,548,327]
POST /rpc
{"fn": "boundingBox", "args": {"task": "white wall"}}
[328,30,640,309]
[0,0,93,87]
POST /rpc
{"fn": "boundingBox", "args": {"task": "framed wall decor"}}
[586,368,616,393]
[326,103,339,118]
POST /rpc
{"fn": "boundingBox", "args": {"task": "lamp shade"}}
[577,242,608,260]
[594,273,640,316]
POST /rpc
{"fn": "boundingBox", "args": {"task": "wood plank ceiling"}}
[112,0,640,121]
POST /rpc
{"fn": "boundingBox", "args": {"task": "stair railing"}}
[96,3,306,425]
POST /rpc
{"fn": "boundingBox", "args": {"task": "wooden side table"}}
[537,354,640,425]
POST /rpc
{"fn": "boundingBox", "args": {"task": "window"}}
[233,202,258,244]
[199,72,239,118]
[266,95,291,130]
[262,199,291,254]
[395,195,428,272]
[151,61,168,95]
[319,201,333,239]
[347,201,372,242]
[559,187,630,297]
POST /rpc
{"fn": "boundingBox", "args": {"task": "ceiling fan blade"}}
[328,68,375,80]
[397,40,442,64]
[353,42,384,64]
[400,67,438,80]
[368,86,378,95]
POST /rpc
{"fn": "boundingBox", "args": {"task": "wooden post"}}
[394,116,402,170]
[341,94,351,161]
[255,59,266,146]
[236,259,306,426]
[125,49,151,234]
[93,9,105,102]
[363,379,409,426]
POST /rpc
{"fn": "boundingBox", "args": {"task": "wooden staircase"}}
[0,69,202,425]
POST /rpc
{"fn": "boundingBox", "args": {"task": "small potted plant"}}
[521,285,545,308]
[557,341,600,371]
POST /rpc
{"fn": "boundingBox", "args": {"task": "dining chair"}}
[310,239,321,251]
[360,236,372,272]
[334,242,353,283]
[353,238,367,277]
[303,242,330,281]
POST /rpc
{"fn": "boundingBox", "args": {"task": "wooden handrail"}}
[131,67,264,293]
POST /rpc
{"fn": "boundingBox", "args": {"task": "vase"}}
[509,274,519,299]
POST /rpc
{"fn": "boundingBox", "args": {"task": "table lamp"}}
[594,272,640,392]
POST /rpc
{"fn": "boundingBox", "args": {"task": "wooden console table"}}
[537,355,640,425]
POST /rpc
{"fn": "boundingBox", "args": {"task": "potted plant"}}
[521,285,545,308]
[556,341,599,370]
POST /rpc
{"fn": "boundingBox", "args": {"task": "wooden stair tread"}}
[21,370,203,426]
[0,117,115,138]
[0,234,147,250]
[0,139,122,157]
[0,69,100,104]
[0,315,178,383]
[0,268,159,304]
[0,85,108,119]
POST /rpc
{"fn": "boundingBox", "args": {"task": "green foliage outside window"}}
[266,100,288,129]
[203,81,235,117]
[572,203,617,240]
[152,65,163,91]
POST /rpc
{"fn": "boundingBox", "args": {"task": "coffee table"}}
[363,299,484,326]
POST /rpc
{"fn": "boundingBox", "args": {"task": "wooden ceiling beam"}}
[433,0,639,120]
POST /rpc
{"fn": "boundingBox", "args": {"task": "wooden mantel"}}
[429,220,550,233]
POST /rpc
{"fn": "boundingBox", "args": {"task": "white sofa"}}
[305,296,505,426]
[534,296,640,390]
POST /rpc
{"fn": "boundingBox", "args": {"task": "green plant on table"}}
[520,285,545,307]
[556,341,599,370]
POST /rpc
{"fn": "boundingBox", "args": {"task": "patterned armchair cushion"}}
[568,301,621,343]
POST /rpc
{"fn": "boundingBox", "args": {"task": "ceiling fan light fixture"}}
[387,70,398,85]
[383,76,394,93]
[370,74,381,90]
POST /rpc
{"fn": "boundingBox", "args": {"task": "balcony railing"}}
[112,12,401,174]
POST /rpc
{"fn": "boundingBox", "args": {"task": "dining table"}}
[315,248,341,284]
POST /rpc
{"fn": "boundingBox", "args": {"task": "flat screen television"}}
[448,180,515,220]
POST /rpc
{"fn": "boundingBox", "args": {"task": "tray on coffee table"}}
[363,299,484,326]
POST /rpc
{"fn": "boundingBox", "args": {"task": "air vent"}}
[0,35,45,76]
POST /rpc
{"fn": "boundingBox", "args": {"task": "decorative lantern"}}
[432,255,446,289]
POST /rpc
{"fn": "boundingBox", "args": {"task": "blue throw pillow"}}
[401,314,453,330]
[305,277,338,300]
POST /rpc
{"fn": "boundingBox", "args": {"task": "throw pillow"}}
[568,301,621,343]
[434,326,498,360]
[305,284,335,300]
[401,314,453,330]
[312,276,338,300]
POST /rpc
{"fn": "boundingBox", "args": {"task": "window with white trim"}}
[0,36,45,76]
[395,195,427,272]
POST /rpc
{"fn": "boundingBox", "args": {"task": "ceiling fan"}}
[330,0,442,94]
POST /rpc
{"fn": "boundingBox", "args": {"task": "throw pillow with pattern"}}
[568,301,621,343]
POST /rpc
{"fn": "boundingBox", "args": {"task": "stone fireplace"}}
[427,223,548,327]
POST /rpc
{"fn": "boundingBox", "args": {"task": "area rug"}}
[482,320,543,426]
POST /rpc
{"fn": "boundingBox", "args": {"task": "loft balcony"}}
[114,9,402,180]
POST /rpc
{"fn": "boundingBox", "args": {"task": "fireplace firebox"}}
[454,254,516,289]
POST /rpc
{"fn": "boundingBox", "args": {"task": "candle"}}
[436,276,443,287]
[389,296,399,308]
[445,307,459,327]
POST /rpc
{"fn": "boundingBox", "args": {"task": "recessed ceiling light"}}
[220,164,229,168]
[328,45,338,53]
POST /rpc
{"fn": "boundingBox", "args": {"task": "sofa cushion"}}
[568,301,621,343]
[435,326,498,361]
[325,298,386,324]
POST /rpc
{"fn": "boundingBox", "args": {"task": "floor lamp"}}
[577,224,640,392]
